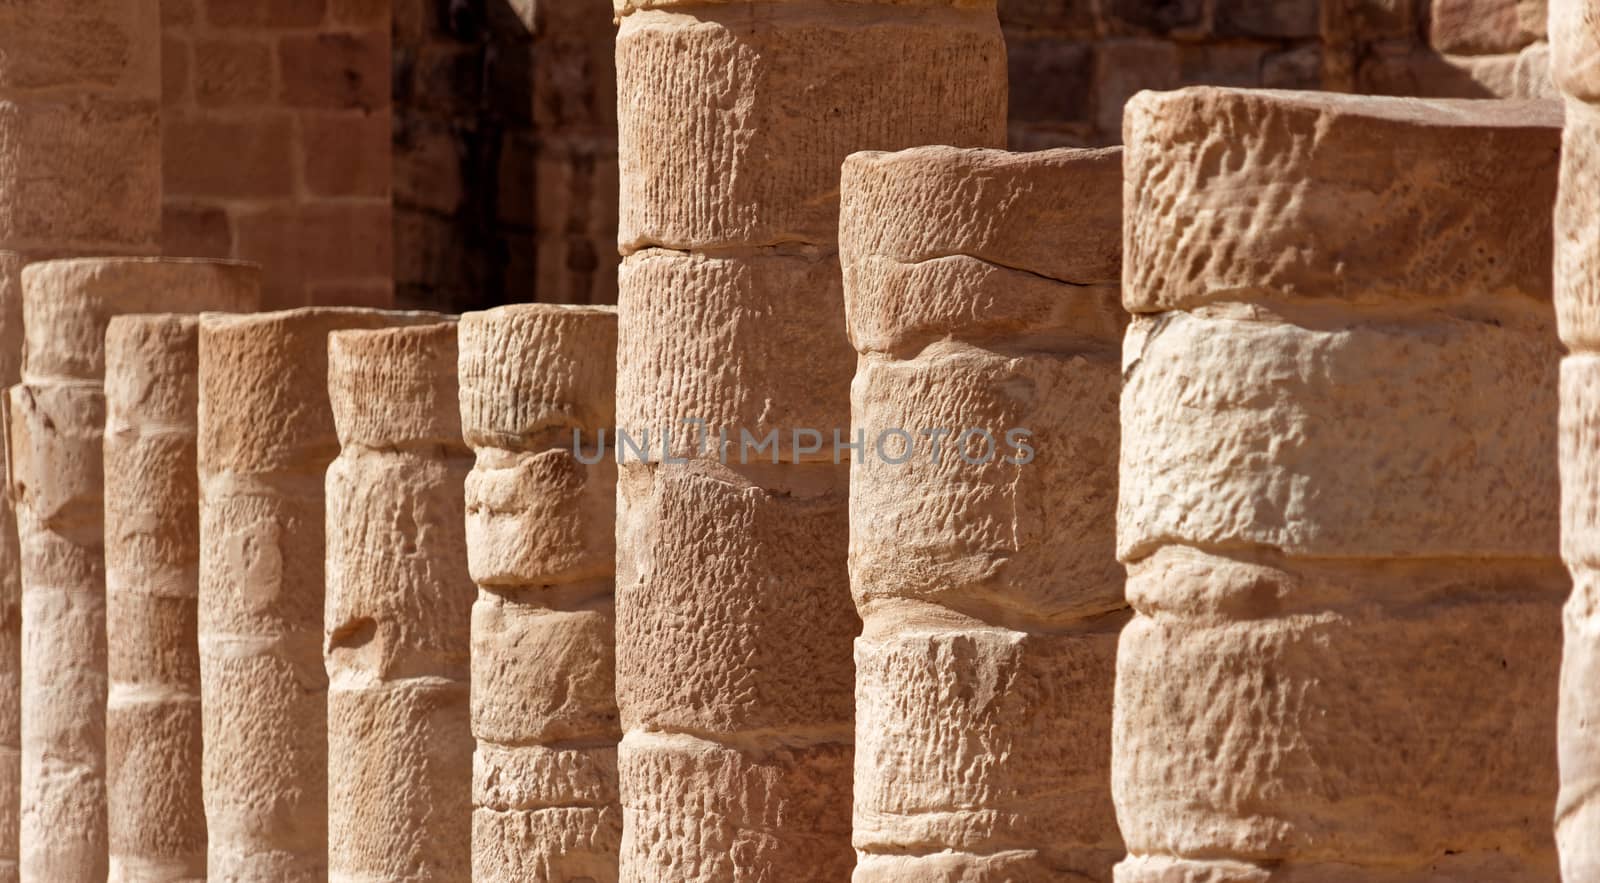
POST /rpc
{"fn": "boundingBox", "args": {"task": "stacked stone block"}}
[612,1,1007,878]
[160,0,394,309]
[9,259,256,883]
[324,322,474,881]
[1114,88,1565,881]
[0,254,21,883]
[196,307,438,881]
[840,146,1128,881]
[458,305,620,881]
[105,302,261,883]
[1554,0,1600,877]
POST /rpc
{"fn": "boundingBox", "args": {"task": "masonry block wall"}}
[160,0,395,310]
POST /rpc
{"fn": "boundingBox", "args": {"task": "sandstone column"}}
[840,146,1127,881]
[105,303,262,883]
[197,307,438,882]
[324,322,473,881]
[1553,1,1600,878]
[1115,88,1565,881]
[7,259,256,883]
[613,2,1007,877]
[0,253,22,883]
[458,305,619,881]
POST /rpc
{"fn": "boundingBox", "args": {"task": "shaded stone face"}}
[1114,86,1565,881]
[324,322,473,881]
[457,304,620,881]
[840,145,1128,880]
[1553,2,1600,878]
[9,259,257,883]
[194,306,441,883]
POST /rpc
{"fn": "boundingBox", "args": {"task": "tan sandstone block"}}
[617,249,854,460]
[1551,0,1600,102]
[1114,550,1565,877]
[472,745,621,882]
[1559,565,1600,882]
[840,147,1122,287]
[1119,310,1560,562]
[197,307,441,882]
[615,460,856,734]
[617,732,854,883]
[1557,100,1600,347]
[0,252,21,883]
[854,627,1124,877]
[615,3,1006,252]
[1122,89,1561,313]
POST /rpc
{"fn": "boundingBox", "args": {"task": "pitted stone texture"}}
[1118,89,1564,882]
[197,307,441,883]
[1122,89,1562,314]
[842,145,1128,877]
[841,147,1122,287]
[0,0,161,257]
[1551,0,1600,103]
[458,305,620,882]
[1115,552,1565,878]
[325,323,472,882]
[615,2,1006,252]
[1558,101,1600,347]
[0,252,23,883]
[617,733,854,883]
[617,249,853,461]
[1119,310,1561,563]
[105,315,234,883]
[10,260,255,883]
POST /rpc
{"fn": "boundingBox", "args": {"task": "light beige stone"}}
[615,3,1007,252]
[1122,89,1561,314]
[105,312,256,883]
[458,305,620,882]
[0,0,161,257]
[1116,88,1564,880]
[0,253,21,883]
[1553,6,1600,876]
[841,146,1127,878]
[197,307,440,882]
[325,323,472,881]
[8,259,256,883]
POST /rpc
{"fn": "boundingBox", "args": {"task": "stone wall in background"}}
[162,0,1544,312]
[160,0,395,310]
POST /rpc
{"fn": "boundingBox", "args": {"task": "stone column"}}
[0,253,21,883]
[324,322,473,881]
[1553,1,1600,877]
[613,2,1006,877]
[7,259,256,883]
[839,146,1127,881]
[1115,88,1565,881]
[105,306,260,883]
[457,305,619,881]
[197,307,439,882]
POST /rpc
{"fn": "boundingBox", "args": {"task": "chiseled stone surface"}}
[196,307,441,882]
[0,253,21,883]
[325,322,473,882]
[1554,3,1600,878]
[0,0,161,258]
[840,146,1127,880]
[106,312,257,883]
[8,259,256,883]
[1116,87,1564,881]
[614,1,1006,876]
[458,305,620,882]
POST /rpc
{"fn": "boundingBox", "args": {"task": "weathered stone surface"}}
[0,253,22,883]
[325,323,472,881]
[9,259,255,883]
[1117,88,1564,880]
[1122,88,1562,313]
[841,146,1127,877]
[1554,5,1600,876]
[0,0,162,257]
[615,3,1007,252]
[105,313,247,883]
[459,305,620,882]
[197,307,439,882]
